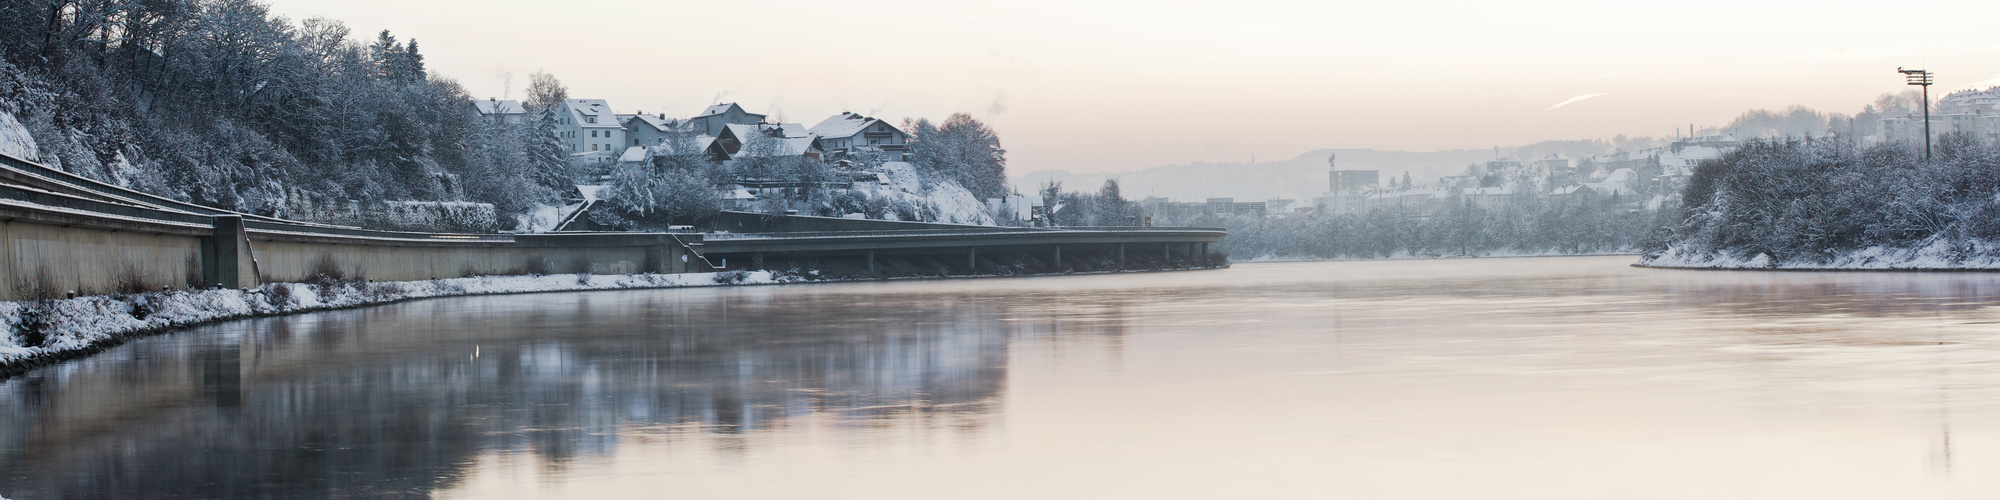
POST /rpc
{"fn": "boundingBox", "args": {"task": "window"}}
[591,144,598,151]
[585,115,597,124]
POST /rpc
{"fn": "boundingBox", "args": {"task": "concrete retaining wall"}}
[0,180,711,300]
[2,219,204,298]
[246,232,703,283]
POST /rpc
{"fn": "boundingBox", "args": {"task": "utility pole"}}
[1900,67,1935,160]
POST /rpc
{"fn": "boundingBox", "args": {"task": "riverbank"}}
[0,264,1229,379]
[0,271,787,378]
[1637,238,2000,270]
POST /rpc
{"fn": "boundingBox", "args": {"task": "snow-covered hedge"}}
[0,271,784,372]
[1640,138,2000,269]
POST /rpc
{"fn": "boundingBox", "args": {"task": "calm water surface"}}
[6,256,2000,498]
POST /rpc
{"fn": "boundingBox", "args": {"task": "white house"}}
[689,103,767,136]
[808,112,909,159]
[471,99,527,124]
[555,99,625,159]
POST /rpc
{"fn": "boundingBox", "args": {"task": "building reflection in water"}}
[0,285,1114,498]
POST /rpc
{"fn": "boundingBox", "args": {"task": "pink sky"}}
[264,0,2000,174]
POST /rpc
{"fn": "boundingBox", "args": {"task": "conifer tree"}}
[527,109,573,196]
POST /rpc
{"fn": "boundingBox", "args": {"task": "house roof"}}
[619,146,650,163]
[694,102,767,120]
[722,123,761,143]
[808,112,901,139]
[771,123,810,138]
[473,99,525,115]
[1551,185,1595,195]
[563,99,621,128]
[625,114,677,132]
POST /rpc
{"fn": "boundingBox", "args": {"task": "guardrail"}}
[0,182,214,227]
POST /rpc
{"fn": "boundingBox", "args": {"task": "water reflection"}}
[4,257,2000,498]
[0,288,1033,498]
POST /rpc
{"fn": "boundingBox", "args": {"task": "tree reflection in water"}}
[0,285,1082,498]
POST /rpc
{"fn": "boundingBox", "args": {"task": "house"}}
[706,123,821,161]
[808,112,909,159]
[688,103,767,136]
[1549,184,1597,204]
[554,99,625,160]
[1464,186,1514,210]
[621,113,683,148]
[472,99,527,124]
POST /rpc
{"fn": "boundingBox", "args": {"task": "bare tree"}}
[523,70,567,115]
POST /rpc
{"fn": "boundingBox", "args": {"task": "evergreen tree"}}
[527,109,573,196]
[401,39,427,82]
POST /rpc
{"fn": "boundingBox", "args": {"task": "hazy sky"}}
[263,0,2000,174]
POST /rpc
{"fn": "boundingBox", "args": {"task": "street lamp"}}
[1899,67,1934,160]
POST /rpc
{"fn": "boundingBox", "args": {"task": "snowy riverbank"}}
[0,271,786,376]
[1637,237,2000,270]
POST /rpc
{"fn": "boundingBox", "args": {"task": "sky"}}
[262,0,2000,174]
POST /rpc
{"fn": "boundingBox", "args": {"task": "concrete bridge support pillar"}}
[967,247,977,270]
[753,252,765,270]
[866,250,875,274]
[1117,244,1126,268]
[1200,242,1209,264]
[201,216,259,289]
[1053,244,1062,270]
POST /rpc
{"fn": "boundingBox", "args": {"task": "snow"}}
[807,112,895,140]
[851,162,995,225]
[0,109,38,162]
[577,185,607,203]
[1640,237,2000,270]
[515,203,567,233]
[0,271,787,368]
[618,146,649,163]
[472,99,524,116]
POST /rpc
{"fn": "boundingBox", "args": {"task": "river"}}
[4,256,2000,498]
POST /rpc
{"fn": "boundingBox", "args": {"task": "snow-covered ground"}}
[0,271,784,370]
[0,109,38,162]
[853,162,995,225]
[1640,238,2000,270]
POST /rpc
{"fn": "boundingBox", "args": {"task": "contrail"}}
[1546,93,1604,110]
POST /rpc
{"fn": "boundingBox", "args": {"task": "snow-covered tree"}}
[907,114,1007,199]
[526,109,573,197]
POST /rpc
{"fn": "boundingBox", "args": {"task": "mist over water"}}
[5,257,2000,498]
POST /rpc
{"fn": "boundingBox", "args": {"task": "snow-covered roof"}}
[1601,168,1637,183]
[772,123,810,138]
[1465,187,1512,196]
[619,146,649,163]
[808,112,901,140]
[1551,185,1594,195]
[563,99,621,128]
[722,123,761,142]
[694,102,766,120]
[626,114,677,132]
[730,136,820,159]
[473,99,524,115]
